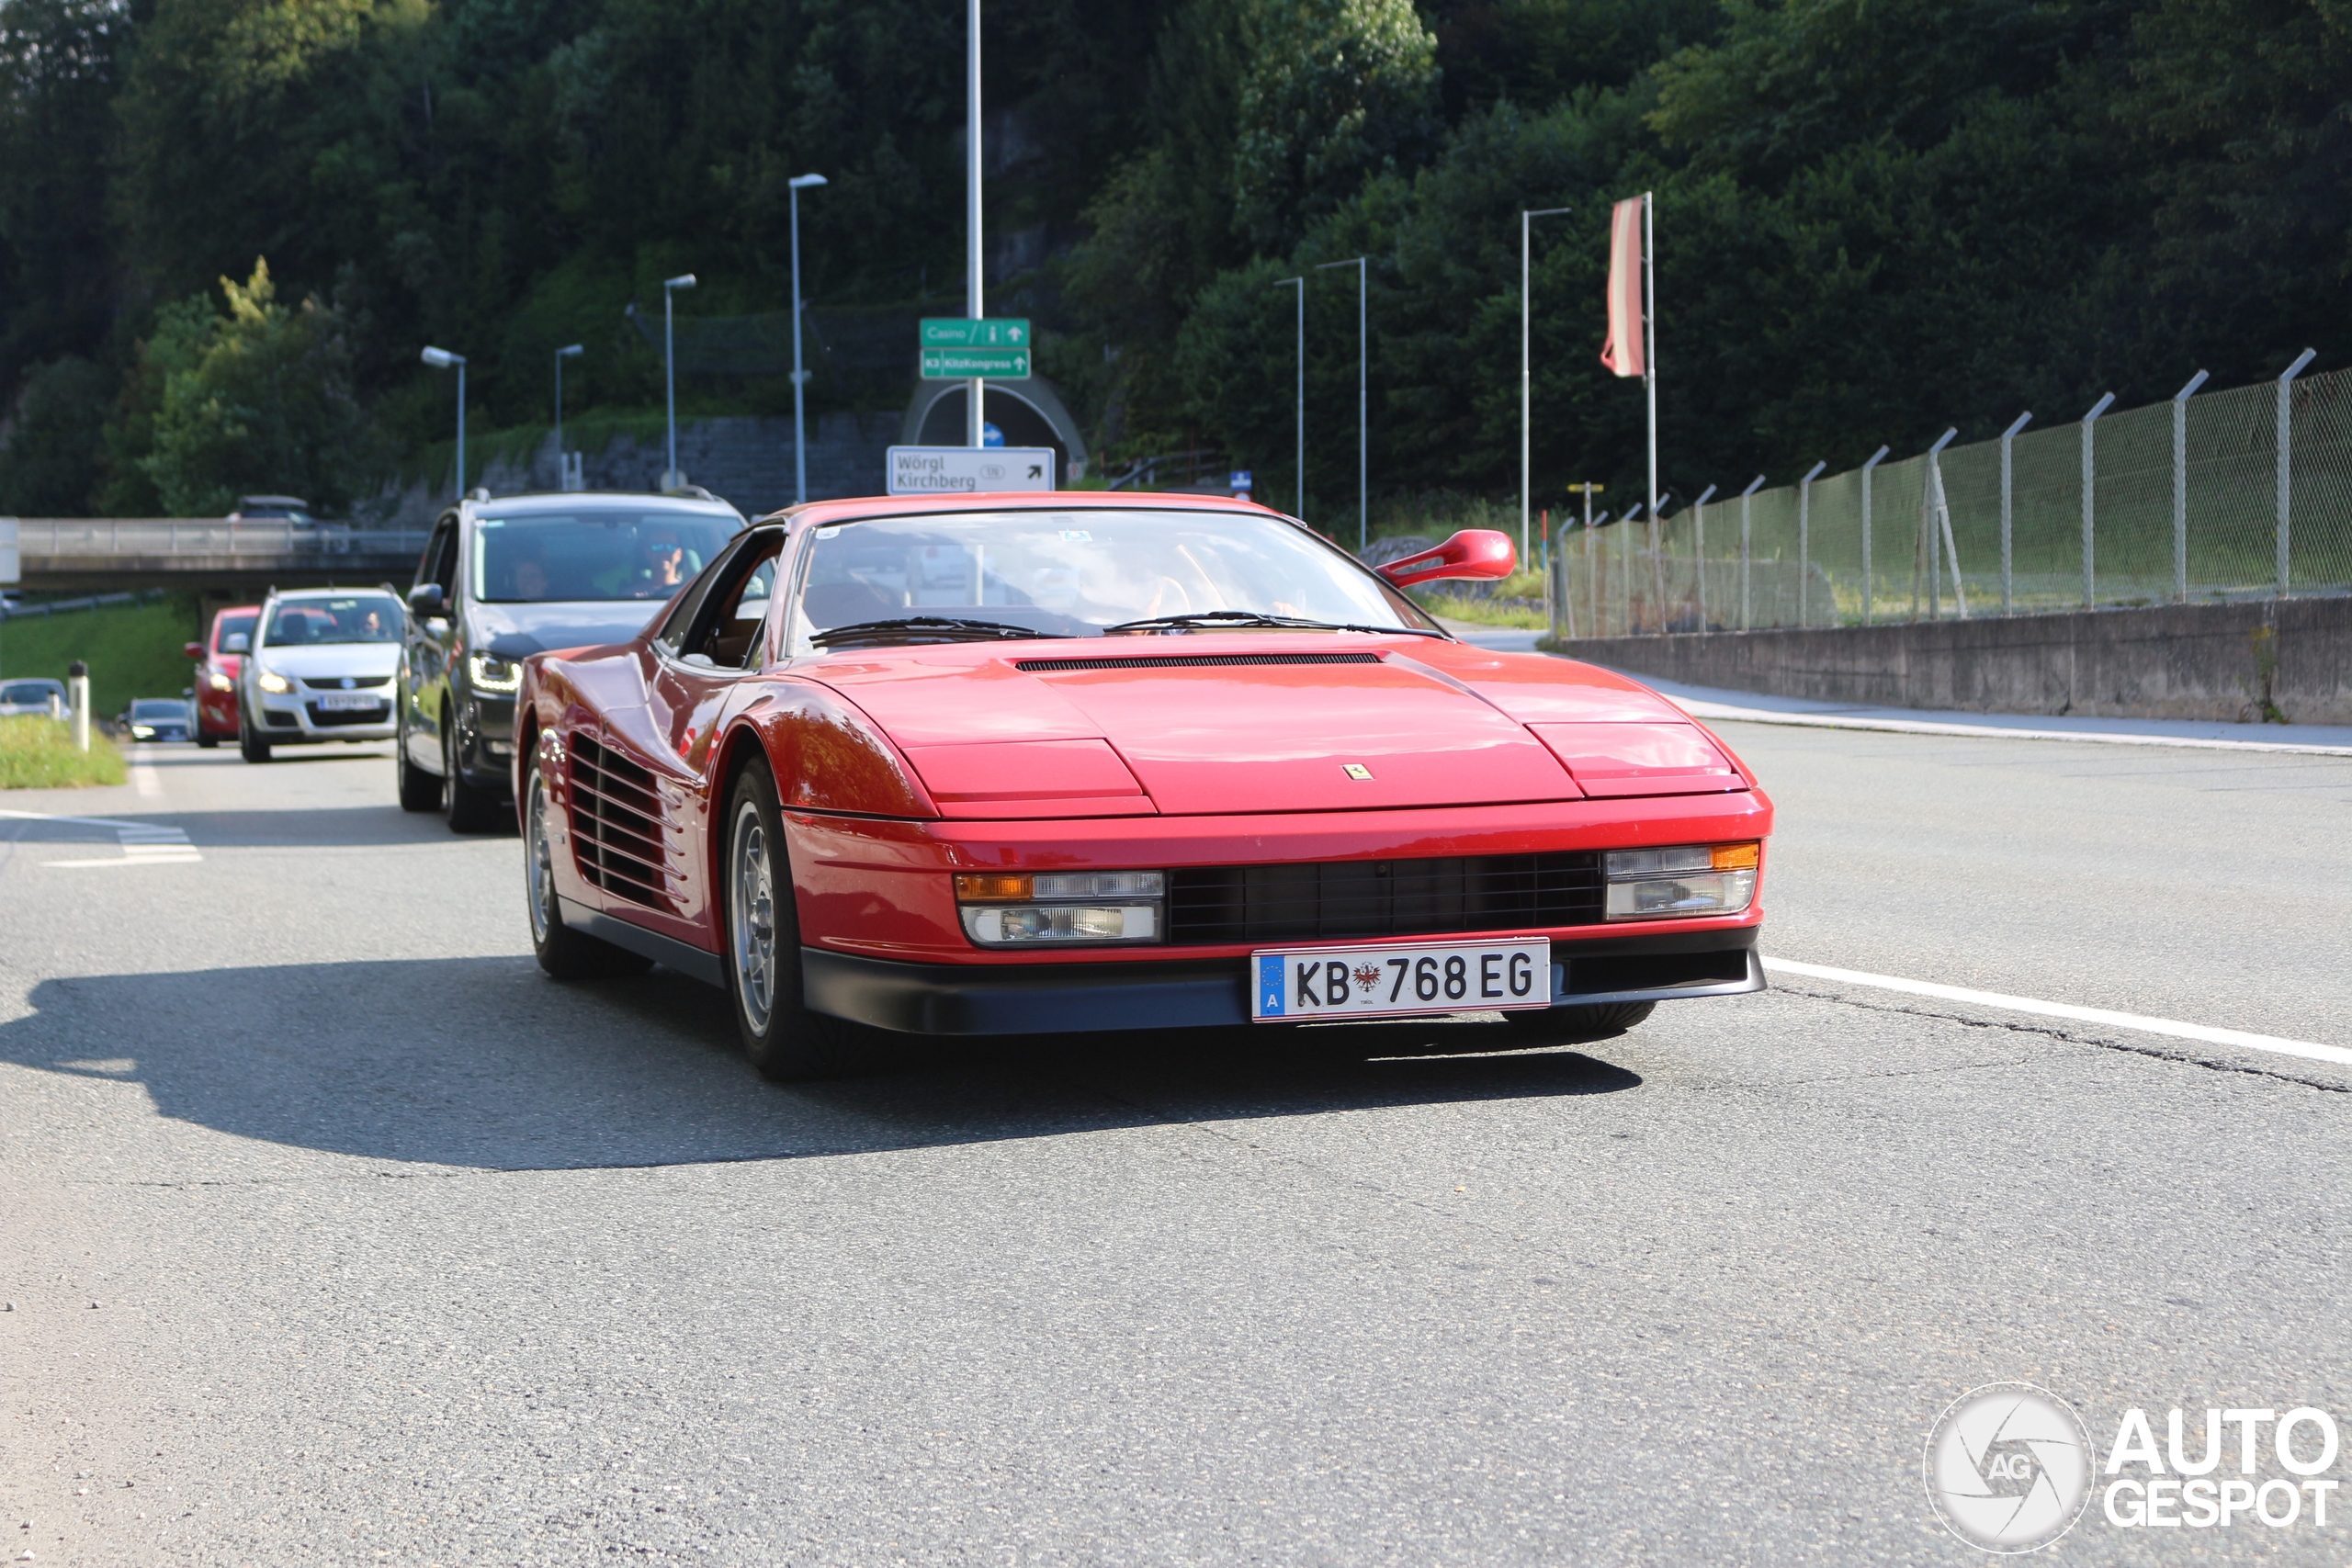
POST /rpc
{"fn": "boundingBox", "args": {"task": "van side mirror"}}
[1374,529,1518,588]
[406,582,446,618]
[223,633,250,654]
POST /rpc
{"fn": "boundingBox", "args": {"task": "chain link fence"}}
[1552,361,2352,637]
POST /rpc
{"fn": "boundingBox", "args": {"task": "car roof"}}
[754,491,1302,535]
[266,586,401,603]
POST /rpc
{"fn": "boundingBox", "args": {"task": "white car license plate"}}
[1251,938,1552,1022]
[317,692,381,711]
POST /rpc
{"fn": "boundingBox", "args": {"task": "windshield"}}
[213,612,256,649]
[789,510,1430,649]
[2,680,64,704]
[473,510,740,603]
[265,595,402,645]
[132,700,188,718]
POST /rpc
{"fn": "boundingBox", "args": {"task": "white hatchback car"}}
[238,588,405,761]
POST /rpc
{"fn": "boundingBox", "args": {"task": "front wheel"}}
[442,721,503,832]
[524,768,650,981]
[237,711,271,763]
[394,713,438,811]
[723,758,867,1081]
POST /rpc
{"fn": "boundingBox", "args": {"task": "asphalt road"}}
[3,725,2348,1566]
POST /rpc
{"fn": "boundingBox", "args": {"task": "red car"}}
[186,604,260,749]
[515,493,1770,1079]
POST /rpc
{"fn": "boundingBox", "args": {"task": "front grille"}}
[1167,853,1603,944]
[567,733,673,911]
[299,677,393,693]
[1014,652,1383,672]
[305,702,388,728]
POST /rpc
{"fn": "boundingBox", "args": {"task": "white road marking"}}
[130,756,163,797]
[1762,956,2352,1066]
[1667,697,2352,757]
[0,806,201,867]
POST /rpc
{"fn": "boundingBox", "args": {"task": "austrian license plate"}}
[317,692,381,711]
[1251,938,1553,1022]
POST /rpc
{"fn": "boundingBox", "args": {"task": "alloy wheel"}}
[730,801,776,1033]
[526,774,555,943]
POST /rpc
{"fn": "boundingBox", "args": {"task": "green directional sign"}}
[921,317,1030,349]
[921,346,1031,379]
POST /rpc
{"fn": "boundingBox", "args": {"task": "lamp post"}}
[787,174,828,505]
[967,0,983,447]
[1521,207,1572,571]
[662,274,696,489]
[553,344,582,465]
[421,346,467,500]
[1316,256,1367,553]
[1273,275,1305,519]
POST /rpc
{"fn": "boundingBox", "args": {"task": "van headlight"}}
[956,871,1164,945]
[256,669,292,694]
[468,652,523,694]
[1603,841,1758,920]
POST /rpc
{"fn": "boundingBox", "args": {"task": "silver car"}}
[238,588,405,762]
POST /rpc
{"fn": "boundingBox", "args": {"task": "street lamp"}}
[554,344,582,467]
[1521,207,1573,570]
[421,345,467,500]
[1272,276,1305,520]
[1316,256,1367,553]
[787,174,828,504]
[662,273,696,489]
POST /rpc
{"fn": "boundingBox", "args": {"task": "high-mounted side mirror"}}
[222,633,251,654]
[1374,529,1518,589]
[406,582,446,618]
[184,641,205,660]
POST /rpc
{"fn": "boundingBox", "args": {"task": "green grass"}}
[0,594,202,719]
[0,716,128,789]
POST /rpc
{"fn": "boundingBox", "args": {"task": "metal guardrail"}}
[8,519,433,559]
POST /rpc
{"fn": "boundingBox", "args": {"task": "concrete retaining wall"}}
[1555,597,2352,725]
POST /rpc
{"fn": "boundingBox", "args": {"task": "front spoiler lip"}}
[802,927,1764,1036]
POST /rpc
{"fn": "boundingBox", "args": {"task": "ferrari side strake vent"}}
[1012,652,1384,672]
[1168,852,1604,944]
[568,733,673,913]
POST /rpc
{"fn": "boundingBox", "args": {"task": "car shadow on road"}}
[0,958,1640,1172]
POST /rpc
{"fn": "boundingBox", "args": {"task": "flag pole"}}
[1644,190,1662,634]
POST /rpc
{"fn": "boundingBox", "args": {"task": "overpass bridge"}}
[2,518,432,595]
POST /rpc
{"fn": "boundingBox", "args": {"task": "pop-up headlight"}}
[1603,841,1758,920]
[956,871,1165,946]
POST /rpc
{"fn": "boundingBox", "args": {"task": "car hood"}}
[806,636,1745,816]
[469,599,669,657]
[253,643,401,680]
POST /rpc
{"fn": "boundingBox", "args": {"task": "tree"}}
[133,259,382,515]
[0,355,110,513]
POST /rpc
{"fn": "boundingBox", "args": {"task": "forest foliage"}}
[0,0,2347,525]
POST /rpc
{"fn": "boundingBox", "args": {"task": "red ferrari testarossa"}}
[514,491,1770,1078]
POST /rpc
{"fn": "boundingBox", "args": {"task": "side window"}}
[414,520,454,590]
[432,523,460,599]
[652,535,746,657]
[684,533,787,669]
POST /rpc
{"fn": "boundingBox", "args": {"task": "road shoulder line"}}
[1761,957,2352,1066]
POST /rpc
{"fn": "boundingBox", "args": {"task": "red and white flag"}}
[1600,195,1645,378]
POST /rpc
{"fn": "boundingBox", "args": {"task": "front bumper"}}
[804,927,1762,1035]
[254,691,396,741]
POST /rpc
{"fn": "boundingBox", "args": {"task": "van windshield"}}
[474,510,741,603]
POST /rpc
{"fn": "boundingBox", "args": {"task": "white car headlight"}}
[469,652,523,694]
[208,671,234,693]
[955,872,1165,946]
[256,669,292,694]
[1603,841,1759,920]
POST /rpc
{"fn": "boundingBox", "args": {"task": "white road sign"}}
[887,446,1057,495]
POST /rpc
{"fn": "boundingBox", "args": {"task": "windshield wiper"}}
[808,615,1075,650]
[1102,610,1449,639]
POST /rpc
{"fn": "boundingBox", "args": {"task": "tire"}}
[196,732,220,750]
[523,767,651,981]
[442,720,503,832]
[237,711,271,763]
[722,758,867,1081]
[394,712,439,811]
[1505,1000,1656,1041]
